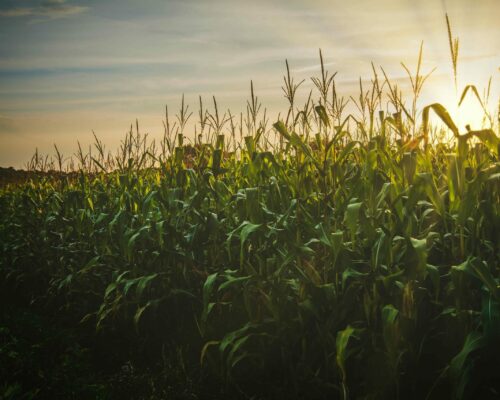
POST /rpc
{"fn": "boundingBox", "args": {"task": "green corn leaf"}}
[462,129,499,155]
[449,331,485,399]
[422,103,459,138]
[336,325,356,384]
[135,274,158,300]
[218,275,252,292]
[315,104,330,127]
[482,294,500,342]
[336,141,358,166]
[344,201,362,241]
[453,257,498,297]
[409,237,428,279]
[273,120,291,141]
[458,84,485,109]
[203,273,218,310]
[133,299,161,331]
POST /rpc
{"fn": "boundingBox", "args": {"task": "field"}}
[1,45,500,399]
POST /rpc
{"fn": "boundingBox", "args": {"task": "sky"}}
[0,0,499,167]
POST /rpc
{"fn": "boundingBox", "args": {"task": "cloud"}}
[0,0,88,19]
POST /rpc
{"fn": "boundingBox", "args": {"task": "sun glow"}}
[450,92,488,132]
[425,77,494,143]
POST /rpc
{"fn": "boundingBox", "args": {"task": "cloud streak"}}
[0,0,88,19]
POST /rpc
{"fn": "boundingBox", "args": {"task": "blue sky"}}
[0,0,499,167]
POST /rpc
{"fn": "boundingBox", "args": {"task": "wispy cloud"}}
[0,0,88,19]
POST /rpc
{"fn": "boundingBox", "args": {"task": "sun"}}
[452,91,489,132]
[430,86,490,138]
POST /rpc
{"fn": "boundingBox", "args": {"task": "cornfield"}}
[1,35,500,399]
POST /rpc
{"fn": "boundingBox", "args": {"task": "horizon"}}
[1,0,499,168]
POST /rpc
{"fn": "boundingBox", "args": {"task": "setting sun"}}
[441,88,491,133]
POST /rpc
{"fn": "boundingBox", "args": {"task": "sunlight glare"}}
[452,93,487,132]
